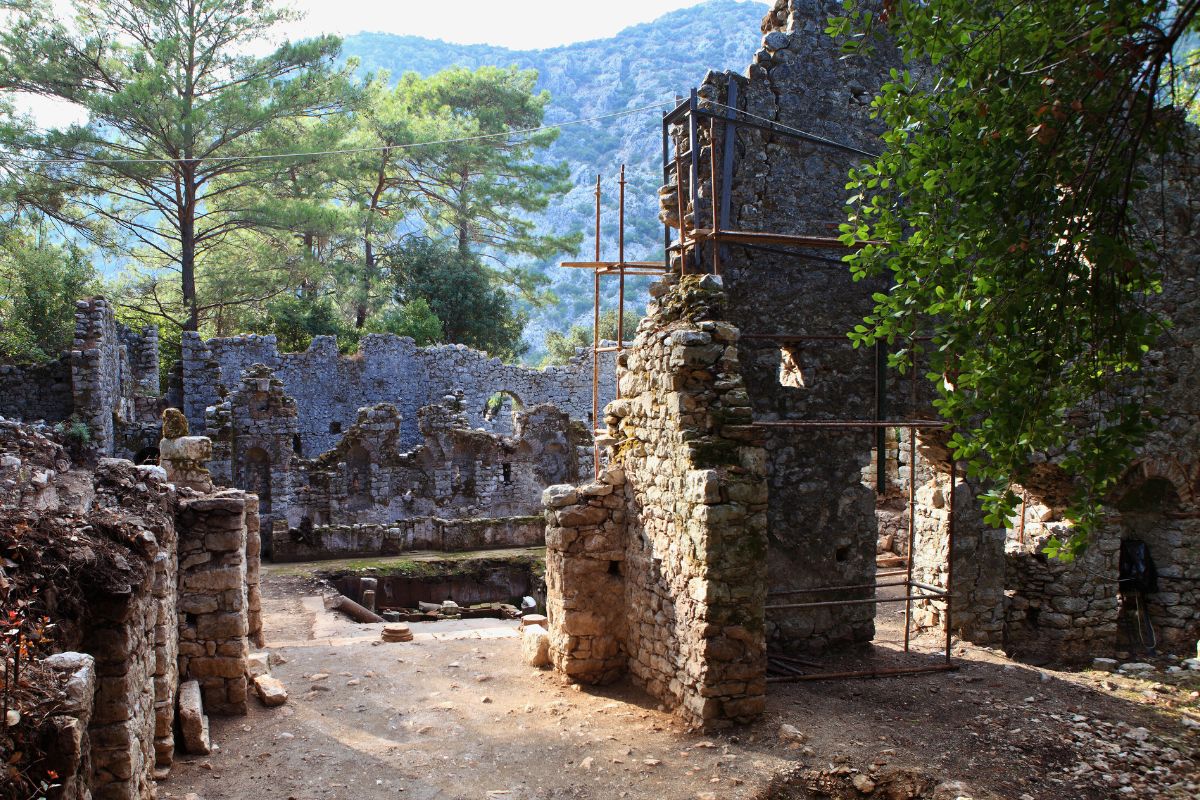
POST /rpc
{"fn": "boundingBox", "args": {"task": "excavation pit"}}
[319,552,544,622]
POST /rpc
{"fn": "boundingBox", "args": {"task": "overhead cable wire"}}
[0,98,680,167]
[703,99,881,160]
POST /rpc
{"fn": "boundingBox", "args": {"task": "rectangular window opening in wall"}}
[329,421,342,434]
[502,462,512,484]
[779,345,807,388]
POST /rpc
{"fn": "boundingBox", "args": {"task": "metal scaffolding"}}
[558,85,958,680]
[560,166,669,475]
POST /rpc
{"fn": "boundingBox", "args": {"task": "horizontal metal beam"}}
[746,420,947,430]
[765,592,951,611]
[766,663,958,683]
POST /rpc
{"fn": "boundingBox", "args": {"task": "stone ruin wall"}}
[181,330,616,455]
[0,358,73,423]
[907,114,1200,660]
[2,298,606,563]
[545,275,769,729]
[0,418,262,800]
[203,363,589,561]
[678,0,907,653]
[0,298,160,456]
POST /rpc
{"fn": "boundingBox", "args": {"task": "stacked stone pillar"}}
[175,491,255,715]
[545,275,769,729]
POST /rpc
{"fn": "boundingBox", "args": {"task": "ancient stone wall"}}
[206,364,299,539]
[180,330,615,454]
[272,515,545,562]
[912,131,1200,659]
[0,359,73,423]
[76,460,178,800]
[70,298,160,456]
[546,275,769,729]
[175,491,257,715]
[909,473,1007,646]
[0,299,159,452]
[674,0,906,653]
[203,384,587,559]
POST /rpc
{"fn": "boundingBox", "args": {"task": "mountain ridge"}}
[340,0,769,357]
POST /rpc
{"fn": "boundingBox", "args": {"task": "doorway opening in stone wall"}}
[1113,473,1196,654]
[764,424,958,683]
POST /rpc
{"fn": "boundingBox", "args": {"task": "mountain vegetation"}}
[339,1,767,353]
[0,0,766,364]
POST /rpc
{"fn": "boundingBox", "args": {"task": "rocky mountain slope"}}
[342,0,767,353]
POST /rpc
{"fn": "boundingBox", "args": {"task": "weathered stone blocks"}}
[545,276,769,730]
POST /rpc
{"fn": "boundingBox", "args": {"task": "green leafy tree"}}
[0,227,96,362]
[395,66,581,302]
[542,308,640,366]
[386,236,527,360]
[0,0,350,332]
[831,0,1200,553]
[364,298,443,345]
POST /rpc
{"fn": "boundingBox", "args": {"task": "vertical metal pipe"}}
[592,174,602,479]
[662,112,671,273]
[902,427,917,652]
[617,164,626,400]
[708,117,720,276]
[674,134,687,276]
[945,456,956,665]
[875,342,887,495]
[720,81,737,232]
[687,89,701,273]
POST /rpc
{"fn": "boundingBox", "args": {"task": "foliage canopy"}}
[831,0,1200,554]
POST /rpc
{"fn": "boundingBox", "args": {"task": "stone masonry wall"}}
[909,472,1006,646]
[70,298,159,455]
[669,0,906,652]
[546,275,769,730]
[0,359,73,423]
[181,331,615,454]
[78,461,178,800]
[913,131,1200,659]
[272,515,545,563]
[206,364,299,540]
[175,491,256,716]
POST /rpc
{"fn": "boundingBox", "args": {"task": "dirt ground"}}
[161,567,1200,800]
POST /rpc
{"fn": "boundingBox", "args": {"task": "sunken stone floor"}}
[160,566,1200,800]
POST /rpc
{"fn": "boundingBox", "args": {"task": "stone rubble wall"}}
[546,275,769,730]
[999,527,1123,662]
[1,414,260,799]
[41,652,97,800]
[180,330,616,455]
[206,364,298,541]
[0,298,159,452]
[245,493,263,648]
[668,0,908,653]
[911,133,1200,659]
[0,359,73,423]
[70,298,160,456]
[206,385,586,559]
[271,514,545,563]
[175,490,256,716]
[909,473,1006,646]
[82,574,161,800]
[545,478,629,684]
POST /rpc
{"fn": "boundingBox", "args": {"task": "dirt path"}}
[161,573,1199,800]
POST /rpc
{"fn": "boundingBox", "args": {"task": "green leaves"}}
[834,0,1196,555]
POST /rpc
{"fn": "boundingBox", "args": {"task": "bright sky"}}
[280,0,743,49]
